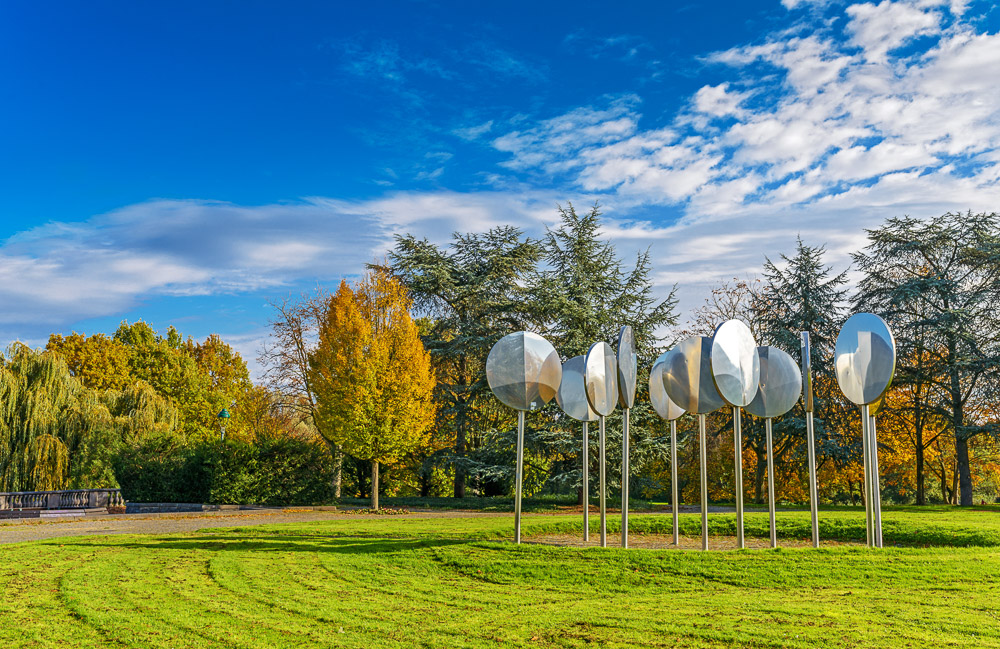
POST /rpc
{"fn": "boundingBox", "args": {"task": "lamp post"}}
[217,408,231,441]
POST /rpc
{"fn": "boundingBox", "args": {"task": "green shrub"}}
[114,437,333,505]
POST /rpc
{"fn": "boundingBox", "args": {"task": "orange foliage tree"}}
[310,268,437,509]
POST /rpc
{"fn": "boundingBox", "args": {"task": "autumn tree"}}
[46,332,132,391]
[309,268,436,509]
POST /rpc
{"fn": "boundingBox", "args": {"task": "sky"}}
[3,0,1000,376]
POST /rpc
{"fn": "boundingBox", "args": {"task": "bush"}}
[114,437,334,505]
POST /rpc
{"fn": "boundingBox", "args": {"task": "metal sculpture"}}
[584,341,618,548]
[834,313,896,548]
[486,331,562,544]
[663,336,724,551]
[649,352,686,545]
[617,326,637,548]
[800,332,820,548]
[556,355,599,542]
[710,320,760,549]
[746,346,801,548]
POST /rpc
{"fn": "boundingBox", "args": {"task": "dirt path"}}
[0,508,510,545]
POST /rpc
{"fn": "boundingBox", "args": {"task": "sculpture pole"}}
[806,410,819,548]
[515,410,525,544]
[870,411,883,548]
[583,421,589,542]
[599,415,607,547]
[671,419,679,545]
[861,405,873,547]
[733,407,745,549]
[801,332,820,548]
[621,408,629,548]
[699,413,709,551]
[766,417,777,548]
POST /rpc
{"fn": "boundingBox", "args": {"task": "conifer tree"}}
[854,212,1000,505]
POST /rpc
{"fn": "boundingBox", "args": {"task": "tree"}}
[756,238,852,503]
[387,227,539,497]
[309,269,437,509]
[531,203,678,501]
[854,213,1000,505]
[260,291,345,496]
[0,345,177,492]
[46,333,132,391]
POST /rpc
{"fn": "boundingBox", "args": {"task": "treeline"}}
[3,207,997,506]
[0,322,330,504]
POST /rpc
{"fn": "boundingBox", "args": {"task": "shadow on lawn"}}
[58,534,473,555]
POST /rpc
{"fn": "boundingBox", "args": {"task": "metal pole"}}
[583,421,589,543]
[599,415,607,547]
[861,405,873,547]
[699,413,709,551]
[806,411,819,548]
[671,419,679,546]
[870,413,883,548]
[766,418,777,548]
[733,407,745,549]
[622,408,629,548]
[515,410,524,544]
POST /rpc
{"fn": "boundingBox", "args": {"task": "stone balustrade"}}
[0,488,125,511]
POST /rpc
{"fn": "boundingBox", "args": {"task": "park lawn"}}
[0,508,998,648]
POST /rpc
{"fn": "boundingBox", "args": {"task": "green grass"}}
[2,507,999,648]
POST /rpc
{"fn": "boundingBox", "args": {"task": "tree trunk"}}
[420,464,431,498]
[332,445,343,499]
[914,402,927,505]
[371,461,379,510]
[951,457,960,505]
[357,459,368,498]
[454,400,467,498]
[956,435,972,506]
[753,451,766,505]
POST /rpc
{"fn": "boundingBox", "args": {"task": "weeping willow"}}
[0,344,178,492]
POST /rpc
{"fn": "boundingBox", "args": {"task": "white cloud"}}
[846,0,943,61]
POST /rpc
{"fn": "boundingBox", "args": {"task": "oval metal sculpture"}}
[710,319,760,549]
[834,313,896,550]
[584,341,617,547]
[746,345,801,548]
[711,320,760,408]
[649,352,686,545]
[485,331,562,545]
[556,355,597,543]
[800,331,819,548]
[662,336,724,415]
[662,336,723,551]
[835,313,896,406]
[486,331,562,412]
[557,355,598,423]
[616,326,637,548]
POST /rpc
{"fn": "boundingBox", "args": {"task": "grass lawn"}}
[2,507,999,648]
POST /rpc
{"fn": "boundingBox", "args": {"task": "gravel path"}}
[0,508,510,545]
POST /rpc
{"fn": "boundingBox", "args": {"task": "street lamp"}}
[217,407,231,441]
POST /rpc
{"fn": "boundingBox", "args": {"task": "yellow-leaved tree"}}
[310,267,436,509]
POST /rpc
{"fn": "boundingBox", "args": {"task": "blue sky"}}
[3,0,1000,374]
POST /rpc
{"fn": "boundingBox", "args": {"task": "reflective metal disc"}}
[834,313,896,405]
[616,325,637,409]
[710,320,760,407]
[649,352,685,421]
[556,355,598,422]
[746,346,802,419]
[800,331,814,413]
[486,331,562,411]
[584,341,618,416]
[663,336,725,414]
